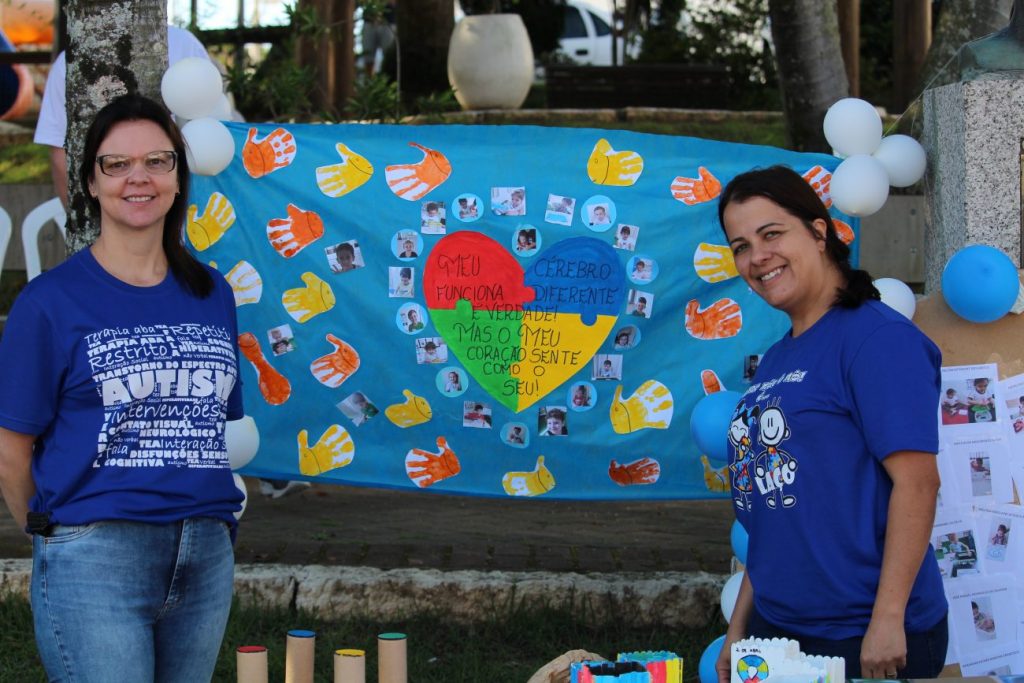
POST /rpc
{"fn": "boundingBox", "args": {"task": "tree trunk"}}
[65,0,167,250]
[836,0,859,98]
[919,0,1012,90]
[397,0,455,106]
[892,0,931,111]
[295,0,355,117]
[768,0,849,152]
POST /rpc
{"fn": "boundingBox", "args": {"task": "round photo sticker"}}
[501,422,530,449]
[392,231,423,261]
[627,255,659,284]
[396,302,429,335]
[612,325,641,350]
[581,195,616,232]
[453,193,483,223]
[436,366,469,397]
[512,224,541,258]
[567,381,596,412]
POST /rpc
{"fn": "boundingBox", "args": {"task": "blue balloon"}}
[941,245,1020,323]
[730,520,748,565]
[699,634,727,683]
[690,390,742,462]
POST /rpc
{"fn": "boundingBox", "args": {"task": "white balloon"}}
[874,278,917,319]
[210,93,234,121]
[181,118,235,176]
[873,134,927,187]
[226,416,260,470]
[830,154,890,217]
[823,98,883,157]
[721,571,744,623]
[161,57,224,120]
[232,473,248,521]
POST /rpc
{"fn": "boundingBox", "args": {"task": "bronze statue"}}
[960,0,1024,80]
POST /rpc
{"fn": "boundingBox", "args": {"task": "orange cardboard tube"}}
[377,633,407,683]
[236,645,268,683]
[286,629,316,683]
[334,648,366,683]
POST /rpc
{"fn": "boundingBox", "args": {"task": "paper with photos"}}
[940,364,1002,430]
[999,373,1024,495]
[957,642,1024,676]
[932,505,983,581]
[947,433,1015,505]
[947,575,1019,655]
[973,503,1022,570]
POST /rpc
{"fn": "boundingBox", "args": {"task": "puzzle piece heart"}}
[425,232,625,412]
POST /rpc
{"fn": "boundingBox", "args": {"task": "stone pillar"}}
[922,78,1024,293]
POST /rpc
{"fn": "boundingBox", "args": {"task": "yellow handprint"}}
[501,455,556,497]
[586,138,644,186]
[225,260,262,306]
[187,192,235,251]
[700,454,730,493]
[610,380,674,434]
[282,272,336,323]
[297,425,354,476]
[385,389,432,428]
[693,243,738,284]
[316,142,375,198]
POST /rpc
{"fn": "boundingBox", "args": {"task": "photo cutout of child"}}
[513,226,539,257]
[337,390,379,426]
[544,193,576,226]
[568,382,596,412]
[420,201,446,234]
[627,290,653,318]
[438,367,467,397]
[396,303,428,335]
[743,354,762,383]
[455,193,481,222]
[538,405,568,436]
[502,422,529,448]
[966,376,997,423]
[267,324,296,356]
[628,255,658,284]
[326,240,364,273]
[393,231,421,260]
[614,224,638,251]
[934,530,978,579]
[972,597,996,641]
[389,266,415,298]
[416,337,448,364]
[941,385,967,425]
[592,353,622,381]
[986,519,1011,562]
[1010,395,1024,434]
[969,456,993,497]
[492,186,526,216]
[612,325,639,350]
[463,401,493,429]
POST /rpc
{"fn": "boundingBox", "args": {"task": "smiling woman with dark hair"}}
[0,93,243,681]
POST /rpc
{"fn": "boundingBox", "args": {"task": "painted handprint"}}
[700,455,730,493]
[238,332,291,405]
[187,192,235,251]
[587,138,644,186]
[225,260,262,306]
[282,272,336,323]
[670,166,721,205]
[802,165,832,208]
[610,380,674,434]
[609,457,661,486]
[701,369,724,395]
[309,334,360,388]
[405,436,460,488]
[242,127,297,178]
[267,204,324,258]
[693,242,738,284]
[384,390,432,428]
[685,298,742,340]
[501,455,556,497]
[297,425,354,476]
[316,142,374,198]
[385,142,452,201]
[833,218,855,245]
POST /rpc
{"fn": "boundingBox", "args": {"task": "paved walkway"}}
[0,482,735,574]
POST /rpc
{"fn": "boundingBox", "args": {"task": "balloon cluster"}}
[226,416,261,520]
[823,98,926,217]
[161,57,235,176]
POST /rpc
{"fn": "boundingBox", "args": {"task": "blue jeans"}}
[31,518,234,682]
[747,607,948,678]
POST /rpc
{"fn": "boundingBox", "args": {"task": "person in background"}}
[361,0,396,77]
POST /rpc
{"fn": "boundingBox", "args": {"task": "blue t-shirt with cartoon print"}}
[0,248,244,529]
[731,299,947,640]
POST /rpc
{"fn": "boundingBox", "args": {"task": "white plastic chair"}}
[22,197,67,281]
[0,205,11,278]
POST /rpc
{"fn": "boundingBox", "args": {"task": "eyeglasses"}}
[96,151,177,177]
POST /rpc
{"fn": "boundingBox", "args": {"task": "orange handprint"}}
[405,437,461,488]
[267,204,324,258]
[609,457,661,486]
[242,127,297,178]
[670,166,721,206]
[833,218,855,245]
[802,165,832,208]
[310,334,360,388]
[685,298,743,340]
[701,369,724,395]
[238,332,292,405]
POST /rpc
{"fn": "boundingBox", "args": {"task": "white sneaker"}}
[267,480,311,500]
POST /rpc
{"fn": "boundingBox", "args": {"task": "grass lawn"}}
[0,593,724,682]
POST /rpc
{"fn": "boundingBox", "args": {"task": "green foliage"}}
[413,89,462,122]
[0,143,50,185]
[347,74,402,122]
[859,0,895,110]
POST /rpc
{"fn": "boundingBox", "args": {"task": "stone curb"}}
[2,559,726,628]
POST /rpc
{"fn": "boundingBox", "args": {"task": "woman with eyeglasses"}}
[0,94,243,681]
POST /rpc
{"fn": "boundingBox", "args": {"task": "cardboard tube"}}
[334,648,366,683]
[377,633,407,683]
[236,645,268,683]
[286,629,316,683]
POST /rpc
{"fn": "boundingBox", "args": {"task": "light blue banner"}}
[190,122,855,500]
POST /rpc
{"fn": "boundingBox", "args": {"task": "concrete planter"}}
[447,14,534,110]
